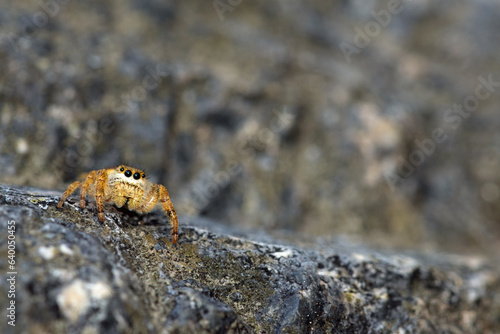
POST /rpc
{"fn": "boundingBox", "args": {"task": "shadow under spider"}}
[114,206,164,226]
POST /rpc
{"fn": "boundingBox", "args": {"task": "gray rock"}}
[1,184,499,333]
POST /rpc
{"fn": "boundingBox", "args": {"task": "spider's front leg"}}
[158,184,179,244]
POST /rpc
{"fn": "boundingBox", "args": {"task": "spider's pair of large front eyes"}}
[120,167,143,180]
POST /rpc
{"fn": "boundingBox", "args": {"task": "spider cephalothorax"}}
[57,165,178,243]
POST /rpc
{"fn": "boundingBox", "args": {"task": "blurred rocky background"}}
[1,0,500,260]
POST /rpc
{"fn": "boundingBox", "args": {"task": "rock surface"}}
[1,184,499,333]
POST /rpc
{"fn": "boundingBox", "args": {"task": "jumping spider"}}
[57,165,178,244]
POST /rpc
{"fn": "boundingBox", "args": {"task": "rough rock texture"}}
[1,0,500,257]
[1,184,500,333]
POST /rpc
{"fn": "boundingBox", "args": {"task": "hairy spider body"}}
[57,165,178,244]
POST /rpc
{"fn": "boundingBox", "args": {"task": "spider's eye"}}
[133,172,140,180]
[124,170,132,177]
[120,167,124,172]
[142,173,146,178]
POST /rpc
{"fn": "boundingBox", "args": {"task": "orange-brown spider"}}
[57,165,178,244]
